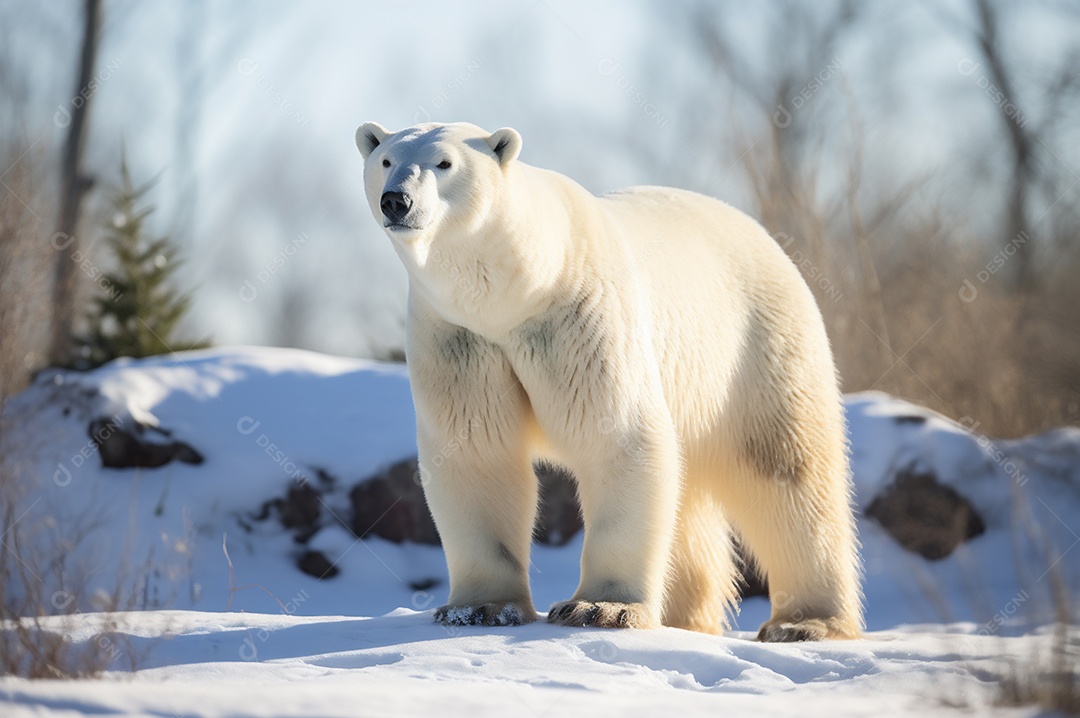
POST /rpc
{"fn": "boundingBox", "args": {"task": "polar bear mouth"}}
[384,222,423,233]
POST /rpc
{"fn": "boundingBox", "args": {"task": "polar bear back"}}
[588,186,839,454]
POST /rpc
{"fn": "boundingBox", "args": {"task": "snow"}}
[1,610,1070,717]
[1,346,1077,716]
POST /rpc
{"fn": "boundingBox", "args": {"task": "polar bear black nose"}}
[380,191,412,224]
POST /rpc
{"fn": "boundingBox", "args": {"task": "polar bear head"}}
[355,122,522,241]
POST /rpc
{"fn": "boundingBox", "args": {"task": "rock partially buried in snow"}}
[865,465,986,560]
[251,483,324,544]
[532,461,583,546]
[348,458,584,547]
[296,549,339,579]
[350,458,440,545]
[89,416,204,469]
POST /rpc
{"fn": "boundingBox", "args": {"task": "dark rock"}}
[297,550,339,579]
[350,458,440,545]
[250,499,276,522]
[250,484,322,543]
[314,468,337,488]
[89,417,204,469]
[278,484,321,531]
[349,458,586,547]
[409,578,441,591]
[734,539,769,598]
[533,461,583,546]
[866,465,986,560]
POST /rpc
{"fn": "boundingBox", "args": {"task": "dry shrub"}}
[0,140,53,398]
[0,142,143,678]
[0,499,137,678]
[832,237,1078,437]
[998,623,1080,715]
[995,554,1080,714]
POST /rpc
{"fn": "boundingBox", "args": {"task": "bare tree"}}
[970,0,1037,290]
[690,1,861,246]
[668,1,1080,434]
[171,0,206,250]
[688,1,899,354]
[927,0,1080,290]
[48,0,101,366]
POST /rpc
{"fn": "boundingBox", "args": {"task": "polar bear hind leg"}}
[661,481,741,634]
[716,451,863,641]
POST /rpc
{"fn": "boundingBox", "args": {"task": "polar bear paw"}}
[546,600,655,629]
[756,617,858,642]
[434,602,537,627]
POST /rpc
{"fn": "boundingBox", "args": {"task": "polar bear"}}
[355,121,862,641]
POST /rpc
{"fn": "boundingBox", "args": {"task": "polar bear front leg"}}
[547,409,681,629]
[420,415,538,627]
[409,317,539,627]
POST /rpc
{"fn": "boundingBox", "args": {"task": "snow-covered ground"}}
[2,610,1071,717]
[1,346,1077,716]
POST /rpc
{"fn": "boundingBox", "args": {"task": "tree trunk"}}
[973,0,1035,291]
[48,0,101,366]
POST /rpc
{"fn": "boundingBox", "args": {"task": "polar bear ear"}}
[485,127,522,165]
[356,122,390,159]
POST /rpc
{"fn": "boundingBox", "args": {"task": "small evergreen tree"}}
[75,157,207,368]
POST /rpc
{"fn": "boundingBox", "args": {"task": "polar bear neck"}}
[399,162,590,339]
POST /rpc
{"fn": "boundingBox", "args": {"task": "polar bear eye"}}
[437,160,452,170]
[382,158,391,168]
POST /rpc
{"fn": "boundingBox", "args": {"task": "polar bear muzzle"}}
[380,191,412,226]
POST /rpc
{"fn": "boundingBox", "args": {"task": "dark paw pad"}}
[434,602,536,627]
[756,620,829,642]
[546,600,655,629]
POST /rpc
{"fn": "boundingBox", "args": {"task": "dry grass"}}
[997,623,1080,714]
[829,244,1080,438]
[0,422,148,678]
[0,140,53,399]
[0,143,144,678]
[995,551,1080,714]
[0,498,137,678]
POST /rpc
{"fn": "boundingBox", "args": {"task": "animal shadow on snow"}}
[96,611,554,671]
[98,611,880,687]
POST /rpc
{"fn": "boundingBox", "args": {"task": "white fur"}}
[356,122,863,639]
